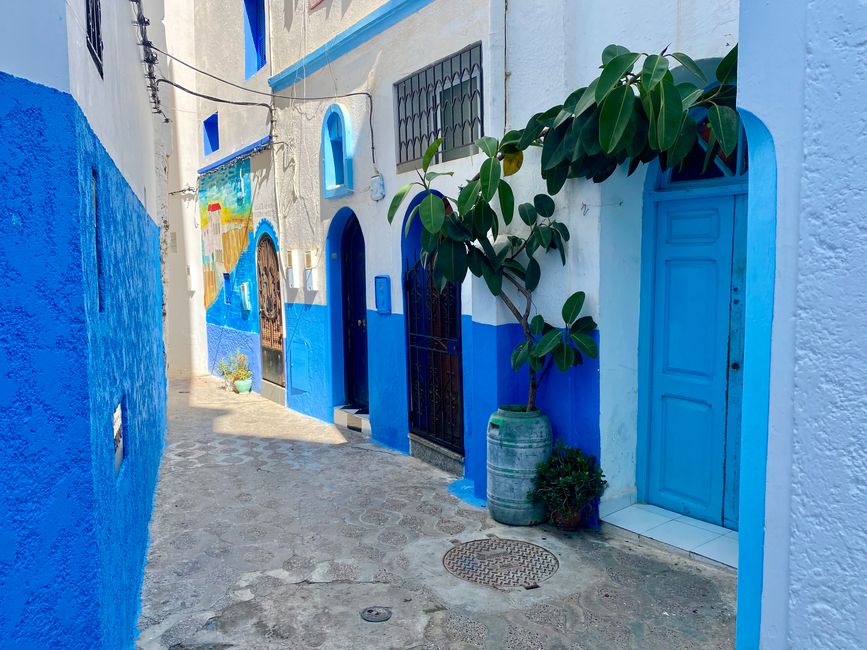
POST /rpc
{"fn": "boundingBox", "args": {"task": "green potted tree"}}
[530,446,607,530]
[387,44,739,526]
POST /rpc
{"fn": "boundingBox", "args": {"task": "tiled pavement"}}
[137,376,736,649]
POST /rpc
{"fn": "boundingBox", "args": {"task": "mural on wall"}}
[199,157,253,309]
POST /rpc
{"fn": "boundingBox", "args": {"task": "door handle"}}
[731,362,741,370]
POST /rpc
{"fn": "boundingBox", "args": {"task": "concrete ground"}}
[137,377,736,650]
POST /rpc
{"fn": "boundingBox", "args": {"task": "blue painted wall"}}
[367,310,411,453]
[0,72,166,649]
[284,303,332,421]
[207,323,262,394]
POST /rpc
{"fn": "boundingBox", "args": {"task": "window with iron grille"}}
[394,43,483,171]
[86,0,103,77]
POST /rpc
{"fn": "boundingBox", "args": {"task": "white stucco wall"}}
[504,0,739,511]
[194,0,273,168]
[0,1,69,91]
[66,0,168,219]
[270,0,492,316]
[740,1,867,648]
[163,0,209,377]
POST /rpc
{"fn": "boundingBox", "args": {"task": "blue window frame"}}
[244,0,267,79]
[203,113,220,155]
[321,104,353,198]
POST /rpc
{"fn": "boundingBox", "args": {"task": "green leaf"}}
[478,234,497,263]
[641,54,669,91]
[715,44,738,85]
[563,87,586,114]
[481,263,503,296]
[535,329,562,358]
[640,86,661,150]
[525,256,541,291]
[534,194,555,219]
[667,114,697,169]
[677,82,703,110]
[546,163,569,196]
[419,193,445,233]
[500,130,522,151]
[671,52,707,83]
[498,180,515,226]
[518,202,537,226]
[595,52,640,103]
[552,221,570,242]
[467,246,484,277]
[570,315,597,334]
[657,78,683,151]
[518,113,544,149]
[511,341,531,371]
[476,136,499,158]
[424,170,454,181]
[479,157,501,202]
[602,44,631,64]
[530,314,545,335]
[435,238,468,283]
[571,332,599,358]
[562,291,586,325]
[404,205,419,237]
[457,181,479,216]
[702,127,719,173]
[421,227,438,253]
[553,342,576,372]
[422,137,443,172]
[541,120,566,170]
[599,84,637,153]
[473,202,495,236]
[387,183,413,224]
[572,79,599,117]
[444,215,473,242]
[707,103,740,156]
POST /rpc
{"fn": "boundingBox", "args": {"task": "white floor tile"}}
[633,503,681,520]
[603,505,675,534]
[642,519,722,551]
[694,534,739,568]
[675,515,730,537]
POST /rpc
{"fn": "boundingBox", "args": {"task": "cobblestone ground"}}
[137,377,736,650]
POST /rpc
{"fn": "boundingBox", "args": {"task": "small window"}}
[394,43,483,171]
[321,105,353,198]
[203,113,220,155]
[86,0,103,77]
[244,0,267,79]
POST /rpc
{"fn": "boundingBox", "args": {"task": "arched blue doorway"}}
[638,116,749,530]
[325,208,368,411]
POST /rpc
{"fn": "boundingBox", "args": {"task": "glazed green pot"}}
[234,378,253,394]
[486,406,552,526]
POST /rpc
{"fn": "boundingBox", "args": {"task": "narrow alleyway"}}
[137,378,736,649]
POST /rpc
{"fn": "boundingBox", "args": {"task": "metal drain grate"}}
[443,537,559,589]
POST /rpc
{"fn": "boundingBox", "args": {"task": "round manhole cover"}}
[360,606,392,622]
[443,537,559,589]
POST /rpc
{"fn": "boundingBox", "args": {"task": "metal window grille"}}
[86,0,104,76]
[394,43,483,171]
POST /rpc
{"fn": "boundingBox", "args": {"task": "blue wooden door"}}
[341,217,369,408]
[647,196,736,525]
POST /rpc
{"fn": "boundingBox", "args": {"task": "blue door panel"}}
[648,197,735,525]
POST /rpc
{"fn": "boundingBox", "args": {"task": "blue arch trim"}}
[326,207,358,408]
[322,104,353,199]
[254,218,279,251]
[269,0,436,91]
[735,110,777,650]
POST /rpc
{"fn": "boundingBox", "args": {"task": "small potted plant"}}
[231,351,253,394]
[530,446,607,530]
[216,358,233,390]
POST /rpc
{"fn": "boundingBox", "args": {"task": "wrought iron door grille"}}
[394,43,483,172]
[86,0,104,77]
[405,259,464,455]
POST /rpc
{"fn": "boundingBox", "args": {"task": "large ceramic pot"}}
[486,406,552,526]
[234,378,253,394]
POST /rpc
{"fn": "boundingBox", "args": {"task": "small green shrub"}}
[530,446,607,526]
[216,350,253,385]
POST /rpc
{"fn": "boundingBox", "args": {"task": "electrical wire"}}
[151,44,377,165]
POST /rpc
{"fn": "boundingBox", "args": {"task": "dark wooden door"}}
[342,218,369,408]
[256,234,285,387]
[405,259,464,454]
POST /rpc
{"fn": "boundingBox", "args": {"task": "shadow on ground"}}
[137,377,736,650]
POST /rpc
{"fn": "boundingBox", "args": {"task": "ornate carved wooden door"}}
[256,234,285,387]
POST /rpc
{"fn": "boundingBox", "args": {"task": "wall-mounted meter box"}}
[304,250,316,291]
[375,275,391,314]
